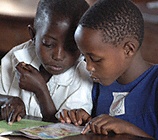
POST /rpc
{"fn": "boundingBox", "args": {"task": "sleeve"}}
[55,61,93,118]
[0,49,16,95]
[0,40,33,95]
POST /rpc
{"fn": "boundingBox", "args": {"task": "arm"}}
[0,94,26,124]
[16,62,57,122]
[82,114,154,139]
[34,83,57,122]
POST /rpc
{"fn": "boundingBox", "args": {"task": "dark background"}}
[0,0,158,64]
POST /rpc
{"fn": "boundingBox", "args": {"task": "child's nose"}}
[86,60,95,73]
[52,46,65,61]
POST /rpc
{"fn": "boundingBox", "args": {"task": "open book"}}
[0,119,83,139]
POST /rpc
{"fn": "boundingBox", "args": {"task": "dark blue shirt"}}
[92,65,158,139]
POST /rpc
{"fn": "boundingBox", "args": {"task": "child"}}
[0,0,92,124]
[73,0,158,139]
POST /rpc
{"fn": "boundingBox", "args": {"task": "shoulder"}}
[153,64,158,72]
[1,40,34,59]
[1,40,37,67]
[149,65,158,82]
[9,40,34,52]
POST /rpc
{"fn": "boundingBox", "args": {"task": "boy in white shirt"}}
[0,0,92,124]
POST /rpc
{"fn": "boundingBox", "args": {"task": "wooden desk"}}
[2,131,153,140]
[1,116,153,140]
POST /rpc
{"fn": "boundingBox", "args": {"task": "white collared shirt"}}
[0,40,93,118]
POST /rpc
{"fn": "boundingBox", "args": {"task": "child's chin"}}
[101,80,114,86]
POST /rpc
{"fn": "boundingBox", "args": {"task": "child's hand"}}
[58,109,91,126]
[81,114,152,138]
[81,114,128,135]
[16,62,46,94]
[1,97,26,125]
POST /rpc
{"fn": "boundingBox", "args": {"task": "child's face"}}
[75,26,130,86]
[34,16,80,75]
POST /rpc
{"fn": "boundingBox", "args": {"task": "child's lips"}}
[90,76,100,82]
[49,65,63,71]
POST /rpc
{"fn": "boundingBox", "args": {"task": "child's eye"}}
[90,56,101,62]
[42,38,54,48]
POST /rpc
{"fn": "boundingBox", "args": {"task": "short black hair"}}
[79,0,144,47]
[34,0,89,31]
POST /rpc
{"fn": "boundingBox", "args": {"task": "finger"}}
[92,115,110,135]
[79,110,92,125]
[90,121,97,134]
[91,117,106,134]
[101,125,108,135]
[19,108,26,118]
[16,62,27,73]
[8,108,21,125]
[17,115,22,122]
[89,117,103,134]
[17,108,26,121]
[21,62,30,70]
[81,122,91,134]
[58,112,66,123]
[8,109,15,125]
[69,110,78,125]
[75,110,82,125]
[23,63,37,72]
[16,62,32,74]
[7,103,14,121]
[94,123,102,134]
[92,118,106,134]
[25,64,34,70]
[62,110,71,124]
[6,104,11,121]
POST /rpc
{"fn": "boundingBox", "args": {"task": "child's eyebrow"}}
[43,35,57,41]
[86,53,100,57]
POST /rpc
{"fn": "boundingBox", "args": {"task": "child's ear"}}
[27,25,35,41]
[123,41,137,57]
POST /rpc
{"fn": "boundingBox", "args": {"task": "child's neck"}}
[117,51,152,85]
[39,65,52,83]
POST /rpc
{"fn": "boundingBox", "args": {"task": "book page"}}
[20,123,84,139]
[0,119,51,135]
